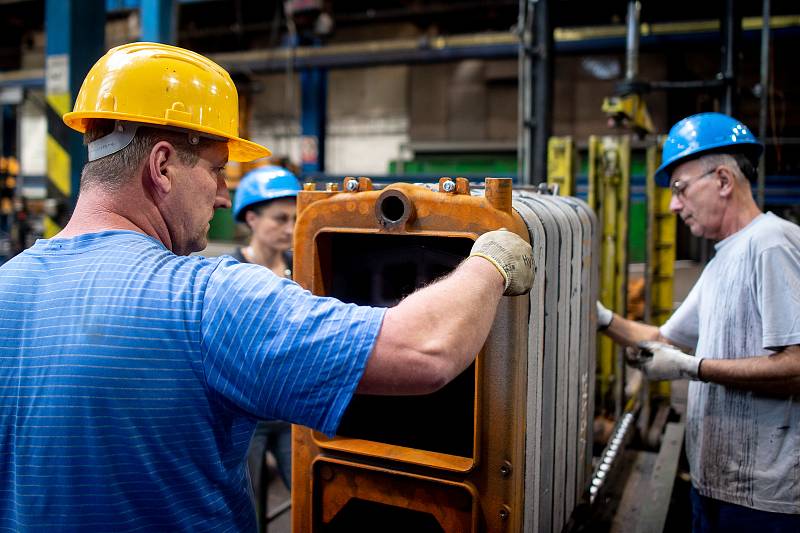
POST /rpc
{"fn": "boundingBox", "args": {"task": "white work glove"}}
[627,340,703,381]
[470,229,534,296]
[596,301,614,330]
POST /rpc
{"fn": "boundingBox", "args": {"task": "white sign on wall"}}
[45,54,69,95]
[20,97,47,178]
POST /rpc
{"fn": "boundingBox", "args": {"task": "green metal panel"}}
[628,201,646,263]
[208,207,235,241]
[208,189,237,241]
[628,154,648,264]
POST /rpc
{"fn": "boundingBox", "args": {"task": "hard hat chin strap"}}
[87,120,227,162]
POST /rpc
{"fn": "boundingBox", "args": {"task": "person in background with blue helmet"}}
[232,164,301,277]
[597,112,800,532]
[231,163,301,532]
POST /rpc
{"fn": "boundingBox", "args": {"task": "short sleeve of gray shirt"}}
[660,212,800,354]
[659,277,701,350]
[757,243,800,349]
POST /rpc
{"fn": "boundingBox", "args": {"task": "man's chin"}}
[186,236,208,256]
[688,224,711,239]
[265,241,291,253]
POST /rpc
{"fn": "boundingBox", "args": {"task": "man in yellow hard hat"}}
[0,43,534,531]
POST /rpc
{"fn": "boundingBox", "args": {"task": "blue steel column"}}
[44,0,105,236]
[300,65,327,174]
[141,0,177,44]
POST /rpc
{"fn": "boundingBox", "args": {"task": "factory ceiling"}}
[0,0,798,70]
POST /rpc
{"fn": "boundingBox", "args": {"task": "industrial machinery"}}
[291,176,597,532]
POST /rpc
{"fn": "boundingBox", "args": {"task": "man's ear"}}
[717,165,735,198]
[244,209,259,231]
[146,141,176,197]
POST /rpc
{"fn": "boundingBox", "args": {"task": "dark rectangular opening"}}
[318,232,475,458]
[313,460,474,532]
[321,498,446,533]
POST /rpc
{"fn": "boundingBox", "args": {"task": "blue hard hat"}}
[655,112,763,187]
[232,165,301,222]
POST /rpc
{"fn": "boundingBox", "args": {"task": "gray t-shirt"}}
[661,212,800,513]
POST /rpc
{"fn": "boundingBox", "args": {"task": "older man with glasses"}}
[596,112,800,532]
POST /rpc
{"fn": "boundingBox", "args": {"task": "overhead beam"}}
[210,16,800,74]
[5,15,799,89]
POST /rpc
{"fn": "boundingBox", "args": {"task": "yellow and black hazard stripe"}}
[45,93,72,237]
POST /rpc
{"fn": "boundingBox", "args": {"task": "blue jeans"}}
[691,486,800,533]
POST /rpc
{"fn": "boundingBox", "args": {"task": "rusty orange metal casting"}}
[291,177,532,532]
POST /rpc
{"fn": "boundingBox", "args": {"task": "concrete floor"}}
[263,455,291,533]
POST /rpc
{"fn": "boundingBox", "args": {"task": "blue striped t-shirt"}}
[0,230,384,532]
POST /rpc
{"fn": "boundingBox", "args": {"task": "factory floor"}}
[262,454,292,533]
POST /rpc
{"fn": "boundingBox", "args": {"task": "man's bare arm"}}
[698,345,800,396]
[357,229,533,395]
[359,257,504,395]
[600,306,666,347]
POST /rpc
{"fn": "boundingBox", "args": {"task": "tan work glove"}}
[470,229,534,296]
[627,340,702,381]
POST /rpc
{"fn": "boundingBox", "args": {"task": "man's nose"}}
[669,193,682,214]
[215,176,232,209]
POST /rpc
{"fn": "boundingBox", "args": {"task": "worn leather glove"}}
[627,340,702,381]
[470,229,534,296]
[596,301,614,330]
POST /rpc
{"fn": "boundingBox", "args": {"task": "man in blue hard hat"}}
[597,112,800,531]
[231,164,300,532]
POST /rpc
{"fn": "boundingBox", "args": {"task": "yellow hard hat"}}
[63,42,270,162]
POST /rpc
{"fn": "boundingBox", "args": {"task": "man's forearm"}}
[359,256,505,394]
[699,345,800,396]
[396,256,504,365]
[603,311,662,347]
[359,228,532,395]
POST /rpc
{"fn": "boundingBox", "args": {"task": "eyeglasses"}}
[670,167,717,197]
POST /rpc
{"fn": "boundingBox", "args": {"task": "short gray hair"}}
[698,152,756,184]
[80,119,216,191]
